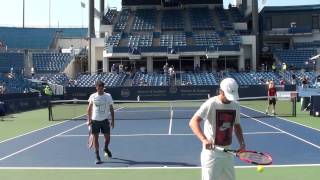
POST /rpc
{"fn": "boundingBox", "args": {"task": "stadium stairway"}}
[125,11,136,33]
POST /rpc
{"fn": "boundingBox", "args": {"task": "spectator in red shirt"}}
[266,81,277,115]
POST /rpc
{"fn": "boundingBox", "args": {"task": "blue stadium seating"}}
[103,9,117,25]
[0,53,24,73]
[33,53,72,73]
[132,72,170,86]
[128,34,153,47]
[273,49,317,68]
[75,73,127,87]
[294,41,320,49]
[132,9,156,31]
[33,73,69,85]
[189,8,215,30]
[216,7,233,30]
[193,32,222,47]
[160,33,187,47]
[0,27,87,49]
[0,74,30,93]
[161,10,184,31]
[105,33,122,48]
[181,73,218,85]
[228,33,241,45]
[114,9,130,32]
[229,7,244,22]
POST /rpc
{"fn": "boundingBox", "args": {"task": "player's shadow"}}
[102,157,197,167]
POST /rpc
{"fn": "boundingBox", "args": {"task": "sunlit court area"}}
[0,0,320,180]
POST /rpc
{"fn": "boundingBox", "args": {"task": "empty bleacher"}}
[33,53,72,73]
[114,9,131,32]
[128,33,153,47]
[228,33,241,45]
[132,72,170,86]
[132,9,156,31]
[215,7,233,30]
[193,32,222,47]
[33,73,69,85]
[75,73,127,87]
[273,49,317,68]
[105,33,122,48]
[160,33,187,47]
[181,73,218,86]
[189,8,215,30]
[103,9,117,25]
[0,74,29,93]
[0,53,24,73]
[161,10,184,31]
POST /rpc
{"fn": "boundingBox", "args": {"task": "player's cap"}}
[95,80,105,87]
[220,78,239,101]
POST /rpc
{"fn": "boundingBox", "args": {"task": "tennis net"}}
[48,94,296,121]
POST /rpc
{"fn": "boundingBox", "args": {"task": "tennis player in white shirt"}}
[87,80,115,164]
[189,78,246,180]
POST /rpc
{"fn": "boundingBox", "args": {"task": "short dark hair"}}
[95,80,105,87]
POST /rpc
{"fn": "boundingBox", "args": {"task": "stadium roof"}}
[260,4,320,14]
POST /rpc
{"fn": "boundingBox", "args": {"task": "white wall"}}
[56,38,88,49]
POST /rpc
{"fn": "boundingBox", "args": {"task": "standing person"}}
[189,78,246,180]
[87,80,115,164]
[266,80,277,115]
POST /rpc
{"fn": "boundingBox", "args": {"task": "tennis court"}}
[0,99,320,179]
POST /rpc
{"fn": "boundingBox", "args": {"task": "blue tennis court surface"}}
[0,106,320,168]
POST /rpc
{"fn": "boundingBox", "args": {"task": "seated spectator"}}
[119,64,124,73]
[111,64,117,74]
[195,64,200,73]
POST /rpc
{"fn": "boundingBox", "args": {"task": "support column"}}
[103,57,109,73]
[239,47,245,71]
[147,57,153,72]
[91,45,97,74]
[194,56,200,70]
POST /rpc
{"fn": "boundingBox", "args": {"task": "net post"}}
[48,101,52,121]
[291,92,297,117]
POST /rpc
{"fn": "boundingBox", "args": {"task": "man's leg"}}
[103,133,112,158]
[102,120,112,158]
[92,121,102,164]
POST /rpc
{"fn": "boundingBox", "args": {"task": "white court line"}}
[0,113,89,145]
[242,105,320,133]
[57,131,283,137]
[241,113,320,150]
[168,111,173,135]
[0,120,73,145]
[0,164,320,170]
[0,122,86,161]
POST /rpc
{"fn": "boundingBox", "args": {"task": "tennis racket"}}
[214,146,272,165]
[87,125,94,149]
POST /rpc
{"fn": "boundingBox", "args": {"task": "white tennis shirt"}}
[88,92,114,121]
[195,96,240,149]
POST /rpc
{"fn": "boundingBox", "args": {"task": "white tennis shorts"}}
[201,149,235,180]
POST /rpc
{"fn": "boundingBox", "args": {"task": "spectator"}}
[119,64,124,74]
[301,76,309,88]
[163,63,169,74]
[111,64,117,74]
[291,74,297,85]
[140,66,146,74]
[282,62,287,72]
[272,62,276,72]
[195,64,200,73]
[31,67,35,78]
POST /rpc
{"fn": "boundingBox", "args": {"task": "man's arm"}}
[189,115,213,150]
[234,124,246,151]
[87,102,93,125]
[110,105,115,129]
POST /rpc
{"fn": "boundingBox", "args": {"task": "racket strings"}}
[238,151,272,165]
